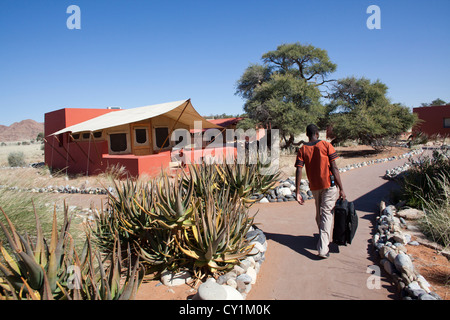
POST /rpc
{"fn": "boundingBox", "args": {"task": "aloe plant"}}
[176,186,255,276]
[0,204,73,299]
[153,172,195,229]
[98,179,159,255]
[80,233,144,300]
[254,159,281,195]
[218,162,257,202]
[215,159,280,205]
[93,161,272,280]
[96,178,182,273]
[0,204,143,300]
[184,162,221,198]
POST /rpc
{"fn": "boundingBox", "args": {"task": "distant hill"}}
[0,119,44,142]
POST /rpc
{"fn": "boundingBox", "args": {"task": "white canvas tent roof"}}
[49,99,222,136]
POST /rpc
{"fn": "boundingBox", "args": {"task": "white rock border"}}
[1,149,424,200]
[158,225,268,300]
[338,148,423,174]
[253,148,424,204]
[372,201,442,300]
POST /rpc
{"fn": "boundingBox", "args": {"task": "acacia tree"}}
[420,98,447,107]
[235,43,336,148]
[327,77,418,150]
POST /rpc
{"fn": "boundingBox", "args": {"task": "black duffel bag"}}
[332,198,358,245]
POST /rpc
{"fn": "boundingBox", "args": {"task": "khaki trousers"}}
[311,186,338,256]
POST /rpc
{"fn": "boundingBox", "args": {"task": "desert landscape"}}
[0,119,44,166]
[0,121,448,300]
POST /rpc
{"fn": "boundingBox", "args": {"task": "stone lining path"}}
[246,155,420,300]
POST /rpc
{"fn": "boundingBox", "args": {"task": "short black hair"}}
[306,124,319,138]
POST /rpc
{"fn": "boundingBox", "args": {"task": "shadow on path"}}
[352,177,401,215]
[351,177,402,299]
[264,232,341,260]
[265,177,403,268]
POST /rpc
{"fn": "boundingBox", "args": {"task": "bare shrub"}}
[7,151,26,167]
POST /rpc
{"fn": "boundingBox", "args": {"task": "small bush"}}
[36,132,44,141]
[399,149,450,248]
[410,131,429,146]
[419,175,450,248]
[7,151,26,167]
[401,149,450,207]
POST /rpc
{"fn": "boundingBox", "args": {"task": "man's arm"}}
[295,166,304,205]
[330,161,346,200]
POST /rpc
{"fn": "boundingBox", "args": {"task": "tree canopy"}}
[420,98,447,107]
[326,77,418,150]
[235,42,336,148]
[236,43,421,152]
[261,43,337,85]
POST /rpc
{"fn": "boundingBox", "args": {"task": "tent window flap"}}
[155,127,169,149]
[135,128,148,144]
[110,133,128,152]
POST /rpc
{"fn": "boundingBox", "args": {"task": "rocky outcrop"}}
[0,119,43,142]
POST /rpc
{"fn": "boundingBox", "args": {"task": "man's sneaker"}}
[318,252,330,259]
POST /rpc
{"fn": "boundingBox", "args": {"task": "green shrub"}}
[399,149,450,248]
[410,131,429,146]
[401,149,450,207]
[419,174,450,249]
[7,152,26,167]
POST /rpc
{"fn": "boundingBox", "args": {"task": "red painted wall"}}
[102,152,172,177]
[44,108,118,175]
[413,105,450,136]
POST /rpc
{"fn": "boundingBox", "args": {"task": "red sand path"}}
[246,156,417,300]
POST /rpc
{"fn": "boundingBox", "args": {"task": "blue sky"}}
[0,0,449,126]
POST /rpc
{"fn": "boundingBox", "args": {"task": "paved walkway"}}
[246,156,415,300]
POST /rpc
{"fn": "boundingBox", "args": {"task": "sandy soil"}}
[406,244,449,300]
[135,279,198,300]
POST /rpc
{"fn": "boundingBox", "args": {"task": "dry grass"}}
[0,141,44,166]
[0,158,116,247]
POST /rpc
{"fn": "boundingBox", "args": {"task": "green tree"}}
[327,77,418,150]
[420,98,447,107]
[36,132,44,141]
[235,43,336,148]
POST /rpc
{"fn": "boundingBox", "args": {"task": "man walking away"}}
[295,124,346,259]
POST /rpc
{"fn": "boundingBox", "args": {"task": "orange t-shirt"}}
[294,140,339,191]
